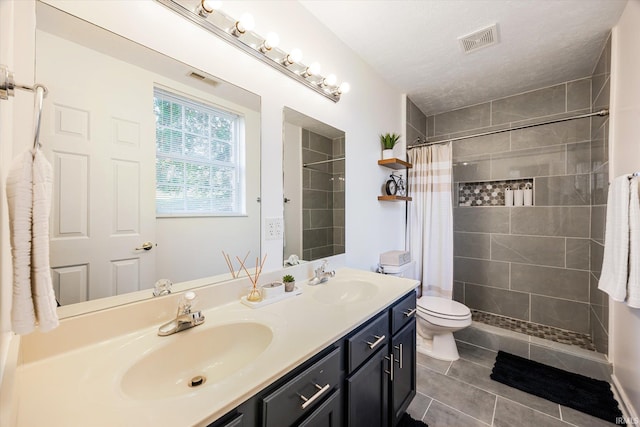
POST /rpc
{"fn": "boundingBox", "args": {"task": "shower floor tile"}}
[471,310,596,351]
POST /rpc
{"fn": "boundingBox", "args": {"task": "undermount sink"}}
[120,322,273,400]
[312,279,379,304]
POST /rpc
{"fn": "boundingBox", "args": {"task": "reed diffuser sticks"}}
[237,253,268,302]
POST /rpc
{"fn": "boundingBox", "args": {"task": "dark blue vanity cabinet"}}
[207,290,416,427]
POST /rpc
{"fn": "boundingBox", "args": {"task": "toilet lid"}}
[417,296,470,318]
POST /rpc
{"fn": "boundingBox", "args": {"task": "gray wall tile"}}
[465,284,530,320]
[510,206,590,238]
[452,132,510,159]
[593,77,610,111]
[510,118,590,150]
[535,175,590,206]
[453,281,464,303]
[454,207,509,233]
[491,145,566,179]
[407,98,427,135]
[453,155,491,182]
[567,79,592,111]
[591,205,606,243]
[590,240,604,279]
[454,257,510,288]
[491,234,566,267]
[591,169,609,205]
[308,131,332,154]
[566,238,590,270]
[530,295,590,334]
[511,263,589,302]
[590,309,609,355]
[591,123,608,171]
[454,232,491,259]
[434,103,491,135]
[492,84,566,125]
[567,142,591,175]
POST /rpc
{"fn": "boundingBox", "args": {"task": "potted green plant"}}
[282,274,296,292]
[380,133,400,159]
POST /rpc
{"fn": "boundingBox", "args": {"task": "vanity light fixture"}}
[155,0,349,102]
[283,48,302,66]
[196,0,220,18]
[259,32,280,53]
[232,12,255,36]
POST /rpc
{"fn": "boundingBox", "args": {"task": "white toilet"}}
[378,252,472,362]
[415,296,471,361]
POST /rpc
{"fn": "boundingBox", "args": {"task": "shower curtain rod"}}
[303,157,345,167]
[408,109,609,149]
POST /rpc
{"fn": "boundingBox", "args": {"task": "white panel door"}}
[38,31,156,304]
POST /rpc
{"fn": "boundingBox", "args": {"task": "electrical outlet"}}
[265,217,284,240]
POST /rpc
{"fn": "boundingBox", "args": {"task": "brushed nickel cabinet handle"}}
[394,344,404,369]
[366,334,386,349]
[385,354,394,381]
[403,308,417,317]
[300,383,330,409]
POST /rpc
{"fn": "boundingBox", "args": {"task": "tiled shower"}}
[301,129,345,260]
[406,36,611,355]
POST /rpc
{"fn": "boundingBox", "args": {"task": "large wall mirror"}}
[282,107,345,263]
[36,2,261,313]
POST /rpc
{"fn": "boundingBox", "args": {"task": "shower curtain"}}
[407,143,453,298]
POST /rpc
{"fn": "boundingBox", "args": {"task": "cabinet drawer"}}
[391,292,416,335]
[262,348,342,427]
[346,312,389,373]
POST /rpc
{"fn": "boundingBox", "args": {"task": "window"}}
[154,88,245,216]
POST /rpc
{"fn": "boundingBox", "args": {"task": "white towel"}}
[6,149,59,334]
[31,150,59,331]
[627,177,640,308]
[7,151,37,334]
[599,175,631,301]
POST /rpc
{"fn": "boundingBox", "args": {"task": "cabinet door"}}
[298,389,342,427]
[346,344,389,427]
[390,318,416,427]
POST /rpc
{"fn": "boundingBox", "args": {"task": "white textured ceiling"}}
[299,0,627,116]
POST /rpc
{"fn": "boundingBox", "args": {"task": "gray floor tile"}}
[406,392,432,421]
[423,399,490,427]
[529,344,612,382]
[456,341,497,368]
[416,364,497,424]
[447,358,560,417]
[560,406,617,427]
[417,352,452,374]
[493,397,571,427]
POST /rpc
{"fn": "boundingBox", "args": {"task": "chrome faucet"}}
[308,260,336,285]
[158,291,205,336]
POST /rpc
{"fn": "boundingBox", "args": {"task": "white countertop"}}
[14,268,417,427]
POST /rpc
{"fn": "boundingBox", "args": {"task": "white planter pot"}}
[382,149,394,159]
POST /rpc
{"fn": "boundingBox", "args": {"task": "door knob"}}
[135,241,154,251]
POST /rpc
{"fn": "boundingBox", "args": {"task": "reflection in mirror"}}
[282,108,345,264]
[35,2,261,314]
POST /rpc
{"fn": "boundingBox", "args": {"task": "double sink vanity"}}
[8,266,418,427]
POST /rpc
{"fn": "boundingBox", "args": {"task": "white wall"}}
[610,0,640,417]
[0,0,406,381]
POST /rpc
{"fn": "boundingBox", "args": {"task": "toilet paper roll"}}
[261,281,284,299]
[514,189,524,206]
[523,189,533,206]
[504,189,513,206]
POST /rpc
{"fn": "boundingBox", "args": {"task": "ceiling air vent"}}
[458,24,499,54]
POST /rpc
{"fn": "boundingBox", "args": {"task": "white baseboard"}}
[611,373,639,423]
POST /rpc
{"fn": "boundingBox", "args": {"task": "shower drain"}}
[189,375,206,387]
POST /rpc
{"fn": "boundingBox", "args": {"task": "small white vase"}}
[382,149,394,160]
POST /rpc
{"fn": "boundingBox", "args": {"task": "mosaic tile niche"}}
[458,178,534,206]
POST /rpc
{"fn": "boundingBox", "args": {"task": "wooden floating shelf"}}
[378,195,412,202]
[377,158,412,169]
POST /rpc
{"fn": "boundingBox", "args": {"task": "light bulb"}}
[305,62,321,77]
[323,74,337,86]
[338,82,351,94]
[261,32,280,52]
[284,48,303,65]
[196,0,221,17]
[235,13,255,34]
